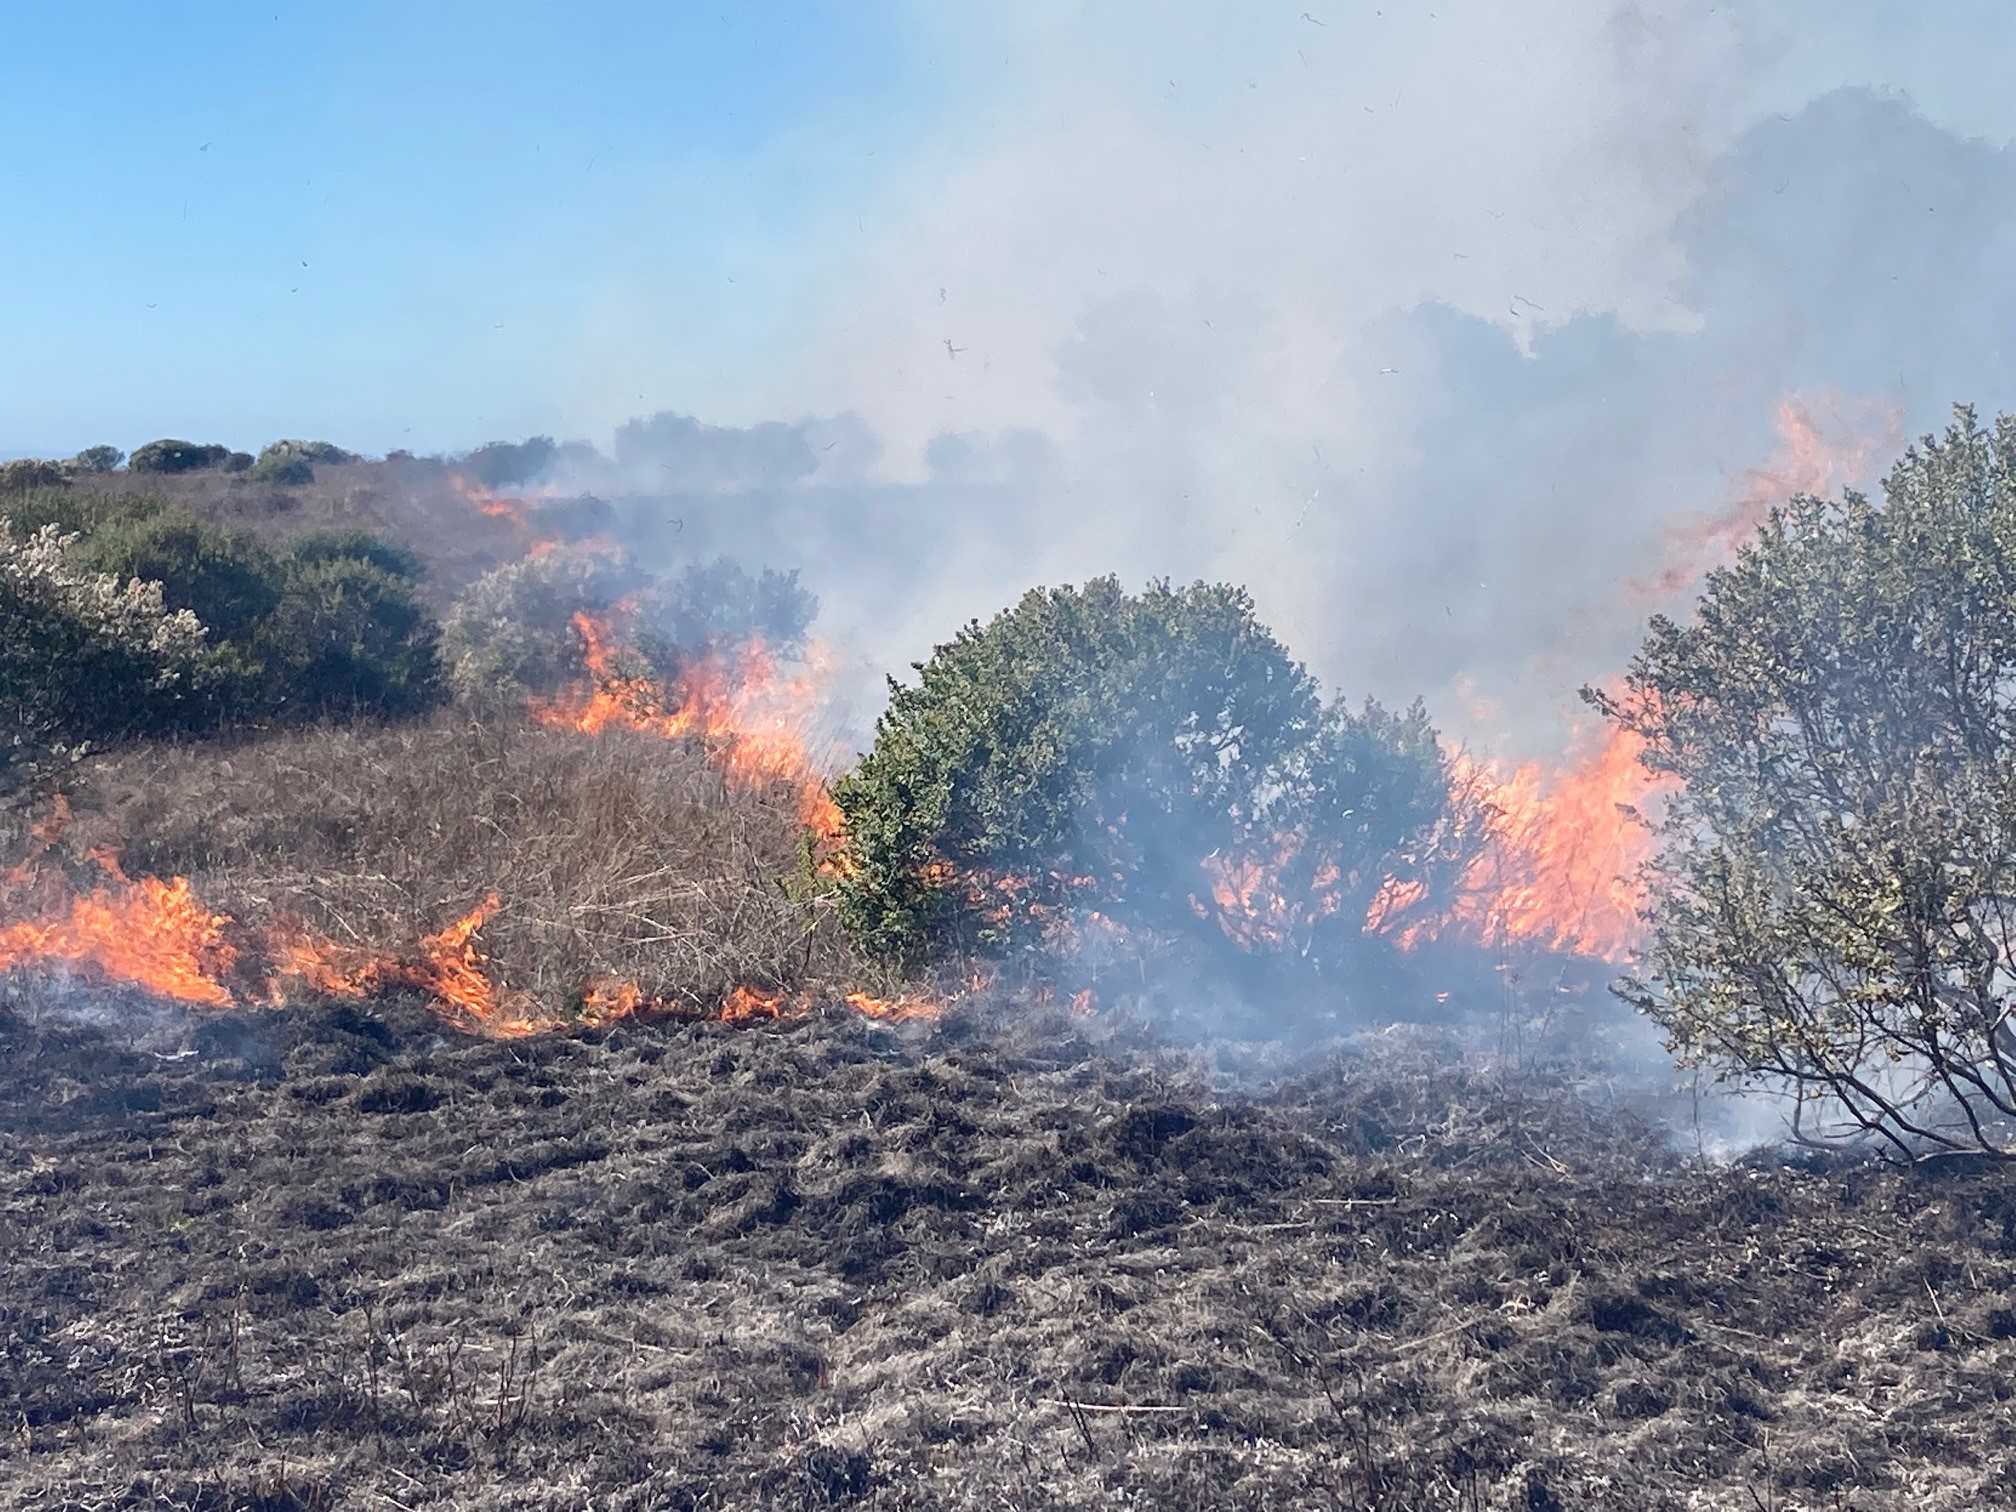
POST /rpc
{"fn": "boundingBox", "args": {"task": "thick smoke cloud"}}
[542,9,2016,761]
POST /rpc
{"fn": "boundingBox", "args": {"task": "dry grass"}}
[72,713,855,1012]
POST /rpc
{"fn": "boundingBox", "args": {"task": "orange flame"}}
[449,473,535,530]
[409,893,516,1027]
[0,848,948,1035]
[533,611,847,848]
[1382,724,1668,962]
[0,853,238,1007]
[842,989,943,1023]
[1637,392,1900,597]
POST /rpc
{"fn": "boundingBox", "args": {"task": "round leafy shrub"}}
[463,436,557,489]
[3,505,443,749]
[73,510,284,643]
[255,548,442,718]
[129,439,234,474]
[631,558,818,666]
[250,452,315,485]
[832,576,1483,973]
[0,520,212,799]
[258,439,358,472]
[288,528,424,582]
[438,551,811,712]
[439,552,646,709]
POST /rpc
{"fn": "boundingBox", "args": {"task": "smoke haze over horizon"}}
[10,5,2016,753]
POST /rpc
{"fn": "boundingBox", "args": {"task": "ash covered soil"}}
[3,996,2013,1511]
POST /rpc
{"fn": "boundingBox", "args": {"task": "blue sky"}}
[4,2,2013,462]
[1,2,946,455]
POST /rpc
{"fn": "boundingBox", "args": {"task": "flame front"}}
[533,611,846,847]
[0,854,238,1008]
[0,809,947,1033]
[1375,723,1669,963]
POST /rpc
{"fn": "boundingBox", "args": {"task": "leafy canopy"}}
[1599,405,2016,1160]
[833,576,1481,974]
[0,521,211,805]
[70,509,441,726]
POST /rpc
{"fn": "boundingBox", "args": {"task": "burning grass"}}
[23,713,874,1028]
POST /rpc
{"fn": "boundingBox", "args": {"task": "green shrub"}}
[439,552,647,709]
[129,439,234,474]
[1602,405,2016,1160]
[257,438,358,474]
[73,510,285,643]
[70,445,124,474]
[288,528,424,582]
[0,488,163,539]
[1,505,444,753]
[632,558,818,666]
[222,451,255,473]
[250,452,314,485]
[832,576,1484,972]
[463,436,557,489]
[0,459,69,493]
[255,553,443,718]
[0,520,212,800]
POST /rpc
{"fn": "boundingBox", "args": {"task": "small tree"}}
[71,445,124,474]
[833,576,1483,977]
[0,521,211,805]
[1599,406,2016,1160]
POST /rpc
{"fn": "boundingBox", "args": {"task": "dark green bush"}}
[255,552,442,718]
[0,522,212,801]
[74,510,284,643]
[273,439,358,465]
[439,552,647,708]
[70,445,124,473]
[463,436,557,489]
[0,488,163,539]
[833,576,1484,972]
[288,528,424,582]
[633,558,818,667]
[222,450,255,473]
[129,439,234,474]
[0,459,69,493]
[250,452,315,485]
[63,512,442,726]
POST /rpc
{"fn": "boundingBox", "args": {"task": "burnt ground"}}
[2,993,2013,1511]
